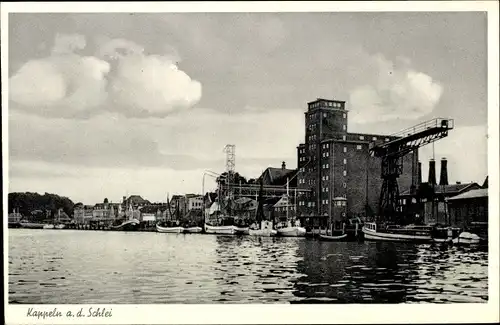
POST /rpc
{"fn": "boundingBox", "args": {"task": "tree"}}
[8,192,75,220]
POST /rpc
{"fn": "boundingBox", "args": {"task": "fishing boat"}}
[277,219,306,237]
[43,224,55,229]
[275,181,306,237]
[156,223,184,233]
[111,218,141,231]
[249,180,277,236]
[157,194,185,233]
[204,223,236,234]
[362,222,433,242]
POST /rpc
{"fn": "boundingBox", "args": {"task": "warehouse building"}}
[296,98,418,227]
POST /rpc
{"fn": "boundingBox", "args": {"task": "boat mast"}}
[286,177,289,221]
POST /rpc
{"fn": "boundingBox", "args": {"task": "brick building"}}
[296,98,418,227]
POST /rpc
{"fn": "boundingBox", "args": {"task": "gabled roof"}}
[447,188,488,201]
[126,195,150,205]
[261,167,297,186]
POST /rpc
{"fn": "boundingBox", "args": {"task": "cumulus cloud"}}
[349,54,443,124]
[9,33,202,118]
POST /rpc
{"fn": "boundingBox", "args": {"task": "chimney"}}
[439,158,449,186]
[417,161,422,185]
[282,161,286,170]
[428,159,436,185]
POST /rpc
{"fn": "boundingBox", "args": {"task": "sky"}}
[6,12,489,204]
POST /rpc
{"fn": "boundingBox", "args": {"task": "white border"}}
[2,1,499,324]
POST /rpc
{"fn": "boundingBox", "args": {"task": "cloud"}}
[8,107,301,172]
[348,54,443,124]
[9,33,202,118]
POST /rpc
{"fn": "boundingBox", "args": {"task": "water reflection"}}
[8,230,488,304]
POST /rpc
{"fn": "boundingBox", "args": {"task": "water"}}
[8,229,488,304]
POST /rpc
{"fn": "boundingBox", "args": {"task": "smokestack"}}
[439,158,449,186]
[417,161,422,185]
[428,159,436,185]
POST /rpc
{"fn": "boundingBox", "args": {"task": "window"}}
[343,182,347,188]
[323,113,327,118]
[343,170,347,176]
[372,137,377,141]
[359,135,364,140]
[357,145,362,150]
[342,135,346,141]
[326,163,329,168]
[343,147,347,153]
[385,138,390,142]
[324,199,329,205]
[325,175,329,180]
[343,113,346,118]
[343,158,347,165]
[343,125,346,131]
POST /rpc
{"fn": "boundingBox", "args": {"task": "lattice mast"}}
[369,118,454,222]
[223,145,236,212]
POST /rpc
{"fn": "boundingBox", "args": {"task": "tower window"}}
[342,135,346,141]
[343,170,347,176]
[343,147,347,153]
[343,125,346,131]
[343,158,347,165]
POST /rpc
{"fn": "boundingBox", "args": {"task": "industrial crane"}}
[369,118,454,222]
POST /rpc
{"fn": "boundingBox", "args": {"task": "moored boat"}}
[362,222,433,242]
[184,226,203,233]
[277,220,306,237]
[156,223,184,233]
[319,233,348,241]
[452,232,481,245]
[249,220,277,237]
[43,224,55,229]
[19,220,45,229]
[204,223,236,235]
[55,224,66,229]
[111,218,140,231]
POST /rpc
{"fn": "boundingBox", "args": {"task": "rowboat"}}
[452,232,481,245]
[234,226,250,235]
[156,224,184,233]
[319,233,348,241]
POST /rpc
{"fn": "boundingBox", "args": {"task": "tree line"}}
[8,192,75,221]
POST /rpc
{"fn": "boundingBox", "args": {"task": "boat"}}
[110,218,141,231]
[319,233,348,241]
[157,194,185,233]
[55,224,66,229]
[277,219,307,237]
[249,180,277,236]
[204,223,236,235]
[156,223,184,233]
[362,222,433,242]
[19,220,45,229]
[184,226,203,234]
[452,232,481,245]
[43,224,55,229]
[234,225,250,235]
